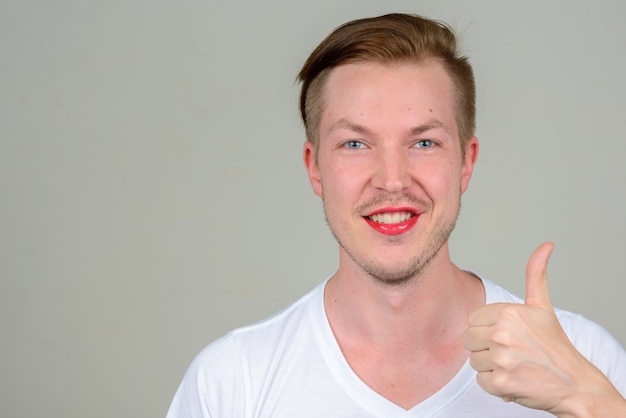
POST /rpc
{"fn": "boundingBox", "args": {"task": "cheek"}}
[320,159,355,191]
[318,166,363,215]
[417,160,462,194]
[320,173,345,203]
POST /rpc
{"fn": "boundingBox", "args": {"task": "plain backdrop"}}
[2,1,625,417]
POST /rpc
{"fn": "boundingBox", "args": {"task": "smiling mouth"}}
[364,210,419,236]
[367,211,414,224]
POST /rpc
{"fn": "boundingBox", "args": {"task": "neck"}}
[324,246,484,351]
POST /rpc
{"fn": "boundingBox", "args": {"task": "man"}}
[167,13,626,417]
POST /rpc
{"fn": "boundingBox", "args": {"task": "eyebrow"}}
[327,119,373,136]
[328,118,449,136]
[409,120,448,135]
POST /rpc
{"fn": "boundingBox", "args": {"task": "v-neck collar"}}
[308,276,489,417]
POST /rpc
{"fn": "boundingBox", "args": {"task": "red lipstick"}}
[364,207,419,236]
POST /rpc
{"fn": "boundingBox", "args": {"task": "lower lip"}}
[364,215,419,236]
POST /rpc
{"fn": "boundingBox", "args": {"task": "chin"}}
[352,253,432,287]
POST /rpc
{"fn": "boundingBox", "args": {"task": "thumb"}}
[525,242,555,309]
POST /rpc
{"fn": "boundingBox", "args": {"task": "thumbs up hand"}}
[463,243,626,415]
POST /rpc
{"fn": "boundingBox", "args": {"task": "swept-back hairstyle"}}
[297,13,475,151]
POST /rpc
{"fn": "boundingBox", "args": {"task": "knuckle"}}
[493,350,517,370]
[491,371,513,394]
[491,328,514,346]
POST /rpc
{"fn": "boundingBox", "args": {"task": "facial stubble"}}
[323,193,461,287]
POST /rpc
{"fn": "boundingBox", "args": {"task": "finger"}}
[463,325,491,352]
[467,303,510,327]
[468,348,494,372]
[476,369,517,401]
[524,241,554,310]
[475,370,498,396]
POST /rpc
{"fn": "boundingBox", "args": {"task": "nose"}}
[370,146,411,193]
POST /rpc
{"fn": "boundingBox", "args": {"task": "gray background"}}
[2,1,625,417]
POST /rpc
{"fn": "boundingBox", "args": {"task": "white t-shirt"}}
[167,277,626,417]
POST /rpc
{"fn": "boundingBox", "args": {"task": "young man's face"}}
[304,60,478,285]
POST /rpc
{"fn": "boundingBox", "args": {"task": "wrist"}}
[554,368,626,418]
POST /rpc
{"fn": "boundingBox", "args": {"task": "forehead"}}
[319,60,458,137]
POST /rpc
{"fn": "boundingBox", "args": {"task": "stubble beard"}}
[323,197,461,288]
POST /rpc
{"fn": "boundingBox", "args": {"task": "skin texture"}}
[303,60,626,415]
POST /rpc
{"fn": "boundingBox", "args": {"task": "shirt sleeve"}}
[166,334,245,418]
[557,310,626,397]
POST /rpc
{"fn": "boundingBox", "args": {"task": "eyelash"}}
[415,139,435,149]
[343,140,366,149]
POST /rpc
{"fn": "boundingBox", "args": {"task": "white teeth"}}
[368,211,412,224]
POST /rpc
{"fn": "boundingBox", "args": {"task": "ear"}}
[303,141,323,198]
[461,136,479,193]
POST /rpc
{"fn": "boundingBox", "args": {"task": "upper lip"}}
[364,206,419,217]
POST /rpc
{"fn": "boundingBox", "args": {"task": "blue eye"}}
[415,140,435,149]
[344,140,365,149]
